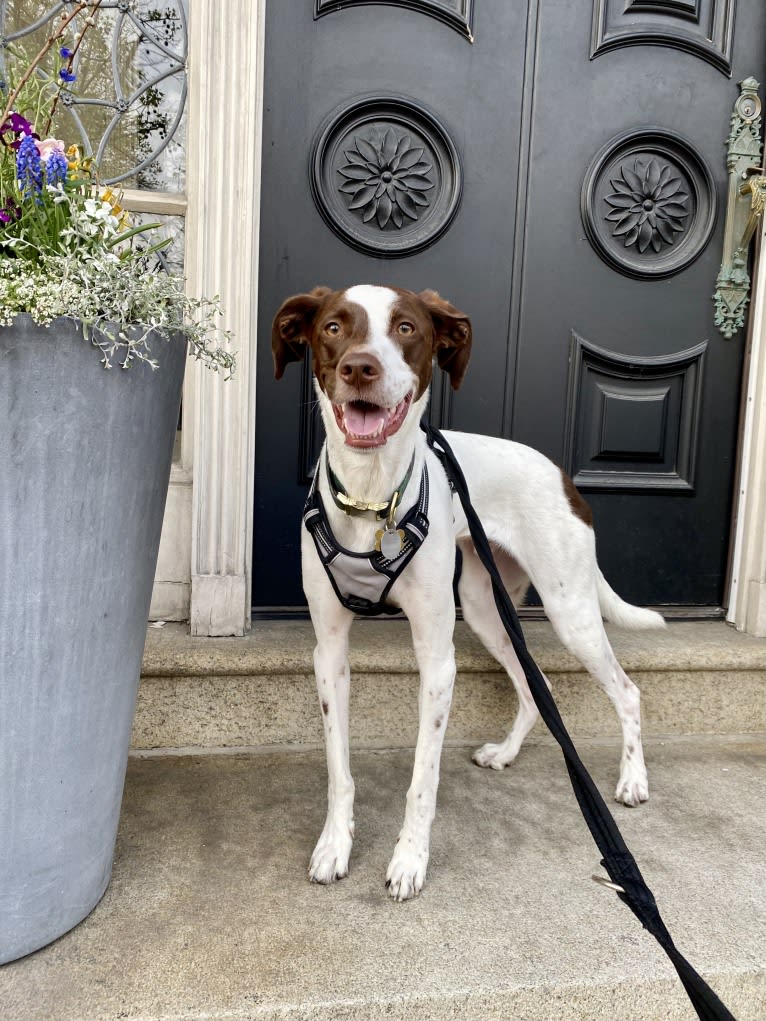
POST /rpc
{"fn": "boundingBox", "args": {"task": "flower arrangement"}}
[0,2,234,374]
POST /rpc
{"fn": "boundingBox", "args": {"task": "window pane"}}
[132,210,185,273]
[1,0,188,191]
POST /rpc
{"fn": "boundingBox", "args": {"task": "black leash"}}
[424,421,738,1021]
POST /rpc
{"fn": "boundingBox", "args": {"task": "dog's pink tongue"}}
[344,403,387,437]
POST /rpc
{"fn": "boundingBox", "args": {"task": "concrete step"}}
[134,620,765,752]
[3,736,764,1020]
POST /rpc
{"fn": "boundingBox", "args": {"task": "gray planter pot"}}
[0,315,185,963]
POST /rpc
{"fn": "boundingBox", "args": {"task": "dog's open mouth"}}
[333,393,413,449]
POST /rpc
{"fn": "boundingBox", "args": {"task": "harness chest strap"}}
[303,460,430,617]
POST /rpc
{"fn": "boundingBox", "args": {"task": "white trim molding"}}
[119,190,188,215]
[183,0,265,636]
[727,221,766,637]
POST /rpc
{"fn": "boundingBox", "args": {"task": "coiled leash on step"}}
[423,421,738,1021]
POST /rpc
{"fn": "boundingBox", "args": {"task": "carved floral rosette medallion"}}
[310,96,462,257]
[581,129,716,279]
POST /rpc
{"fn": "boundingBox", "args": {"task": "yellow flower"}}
[100,186,131,230]
[66,145,95,178]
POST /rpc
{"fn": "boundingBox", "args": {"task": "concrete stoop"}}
[1,738,764,1021]
[134,619,765,751]
[1,621,764,1021]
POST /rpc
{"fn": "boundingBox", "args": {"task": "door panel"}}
[253,0,764,611]
[254,0,528,608]
[512,1,764,605]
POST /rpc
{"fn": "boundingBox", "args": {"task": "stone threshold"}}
[133,620,766,753]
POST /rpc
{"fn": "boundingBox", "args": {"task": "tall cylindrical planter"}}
[0,315,186,963]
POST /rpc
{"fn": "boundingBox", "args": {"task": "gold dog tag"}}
[375,527,406,559]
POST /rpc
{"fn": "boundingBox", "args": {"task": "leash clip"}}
[591,874,625,894]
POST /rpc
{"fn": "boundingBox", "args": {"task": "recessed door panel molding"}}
[310,96,463,257]
[314,0,475,42]
[427,371,455,432]
[581,128,717,279]
[299,358,323,485]
[626,0,700,21]
[590,0,735,75]
[564,333,708,491]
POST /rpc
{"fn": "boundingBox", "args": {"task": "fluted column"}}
[728,220,766,637]
[184,0,265,635]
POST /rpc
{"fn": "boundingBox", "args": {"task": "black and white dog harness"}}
[303,459,430,617]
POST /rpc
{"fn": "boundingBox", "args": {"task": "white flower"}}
[46,183,68,204]
[83,197,116,223]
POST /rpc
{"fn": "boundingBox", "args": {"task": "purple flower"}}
[0,203,20,224]
[59,69,77,83]
[16,133,43,199]
[59,47,74,59]
[1,112,37,150]
[45,150,69,187]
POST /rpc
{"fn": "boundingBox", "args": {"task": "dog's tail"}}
[596,571,666,630]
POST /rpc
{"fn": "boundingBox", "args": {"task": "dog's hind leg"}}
[539,579,649,807]
[457,539,549,770]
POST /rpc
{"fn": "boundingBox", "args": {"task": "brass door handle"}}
[714,78,764,339]
[737,171,766,253]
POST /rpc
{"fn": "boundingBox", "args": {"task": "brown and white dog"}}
[272,284,665,901]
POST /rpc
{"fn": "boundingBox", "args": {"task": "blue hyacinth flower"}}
[16,133,43,200]
[45,150,69,188]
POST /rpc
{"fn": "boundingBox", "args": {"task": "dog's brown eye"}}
[398,322,414,335]
[324,322,341,335]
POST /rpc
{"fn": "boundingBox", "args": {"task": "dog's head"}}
[272,284,472,450]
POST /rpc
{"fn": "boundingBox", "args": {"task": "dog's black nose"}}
[338,351,382,387]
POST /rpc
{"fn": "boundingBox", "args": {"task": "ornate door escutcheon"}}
[713,77,764,339]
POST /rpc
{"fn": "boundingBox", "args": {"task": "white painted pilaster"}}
[183,0,265,635]
[727,220,766,637]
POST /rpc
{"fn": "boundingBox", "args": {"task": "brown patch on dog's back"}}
[560,469,593,528]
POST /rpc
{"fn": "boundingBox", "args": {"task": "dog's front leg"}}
[304,543,356,884]
[386,599,456,901]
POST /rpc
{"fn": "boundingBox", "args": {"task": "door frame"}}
[175,0,766,636]
[726,225,766,635]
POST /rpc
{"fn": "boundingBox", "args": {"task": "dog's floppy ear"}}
[272,286,333,380]
[418,289,472,391]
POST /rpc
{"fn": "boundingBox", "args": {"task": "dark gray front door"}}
[253,0,765,611]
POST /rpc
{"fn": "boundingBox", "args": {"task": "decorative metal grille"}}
[0,0,187,190]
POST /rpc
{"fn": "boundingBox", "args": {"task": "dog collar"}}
[326,451,416,519]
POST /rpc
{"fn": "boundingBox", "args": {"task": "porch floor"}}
[2,735,765,1021]
[2,620,765,1020]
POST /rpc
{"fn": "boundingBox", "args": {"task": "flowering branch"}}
[0,2,98,129]
[43,0,107,137]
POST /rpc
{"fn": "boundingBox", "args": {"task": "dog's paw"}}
[472,742,515,770]
[615,774,649,807]
[309,822,353,885]
[385,844,428,901]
